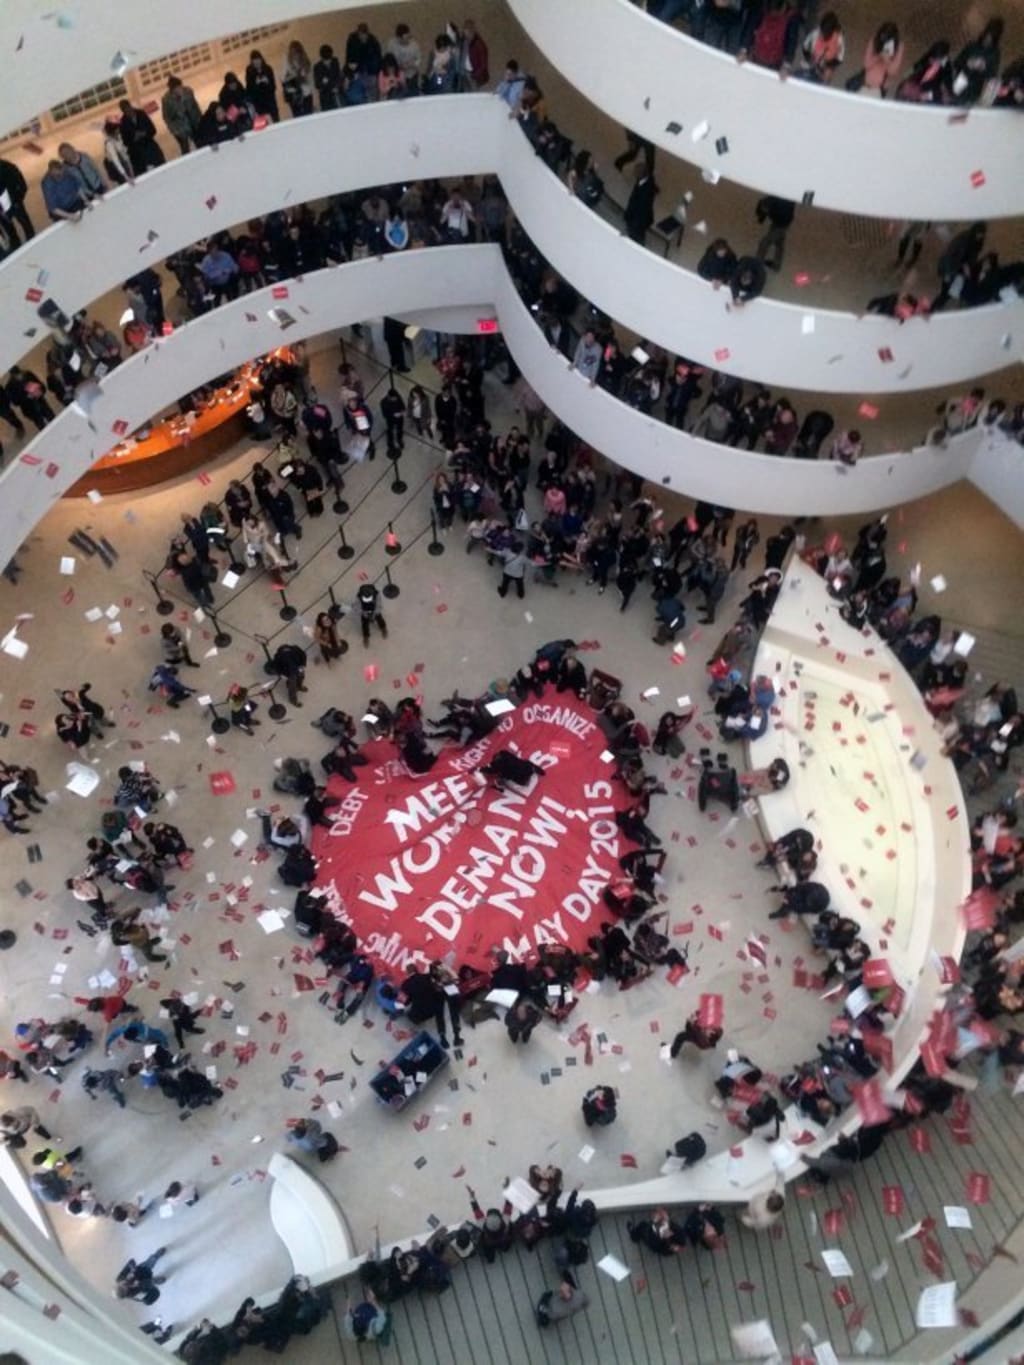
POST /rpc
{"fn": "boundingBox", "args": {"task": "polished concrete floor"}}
[1,328,1022,1345]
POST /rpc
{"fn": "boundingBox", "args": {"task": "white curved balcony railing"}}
[4,0,1021,224]
[2,97,1020,396]
[3,243,1007,573]
[507,0,1024,220]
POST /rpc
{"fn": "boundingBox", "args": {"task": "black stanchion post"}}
[337,521,355,560]
[207,700,230,735]
[332,485,350,516]
[278,589,297,622]
[208,607,232,649]
[266,680,287,721]
[255,635,277,676]
[382,565,400,600]
[390,453,407,495]
[385,521,401,557]
[145,571,175,616]
[428,511,445,557]
[227,533,246,575]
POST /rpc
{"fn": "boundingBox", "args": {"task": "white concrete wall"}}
[507,0,1024,220]
[2,96,1020,393]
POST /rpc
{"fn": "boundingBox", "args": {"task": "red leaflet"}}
[882,1185,904,1216]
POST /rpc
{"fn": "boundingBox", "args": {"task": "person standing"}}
[115,1248,168,1304]
[624,163,658,244]
[382,316,410,373]
[281,41,315,117]
[160,622,198,669]
[357,583,387,646]
[536,1272,589,1328]
[272,643,308,707]
[731,518,760,571]
[161,76,201,155]
[163,1179,199,1209]
[506,997,542,1043]
[66,875,112,926]
[314,45,343,109]
[117,100,165,176]
[0,1106,53,1148]
[754,195,795,272]
[497,542,528,599]
[0,158,35,244]
[160,997,205,1051]
[313,612,343,665]
[380,387,405,452]
[246,51,280,122]
[741,1188,786,1230]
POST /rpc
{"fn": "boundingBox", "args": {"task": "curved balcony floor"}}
[507,0,1024,221]
[1,97,1020,396]
[2,243,1003,572]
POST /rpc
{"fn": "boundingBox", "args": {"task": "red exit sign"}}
[476,318,498,334]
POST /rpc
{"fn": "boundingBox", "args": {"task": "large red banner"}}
[311,701,637,973]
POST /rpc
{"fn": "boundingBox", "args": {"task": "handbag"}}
[845,69,866,91]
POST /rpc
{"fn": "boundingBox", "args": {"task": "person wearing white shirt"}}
[440,192,474,241]
[741,1188,785,1231]
[386,23,422,85]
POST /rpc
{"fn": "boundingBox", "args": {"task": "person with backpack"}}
[536,1271,589,1328]
[667,1131,708,1166]
[343,1287,391,1342]
[745,0,800,71]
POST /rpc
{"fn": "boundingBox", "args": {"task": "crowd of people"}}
[2,14,1022,474]
[2,332,1022,1350]
[643,2,1024,110]
[1,14,1022,1351]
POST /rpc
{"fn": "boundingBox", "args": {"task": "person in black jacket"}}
[245,50,279,121]
[346,23,383,76]
[683,1203,725,1250]
[6,366,54,430]
[624,165,658,244]
[314,45,343,109]
[730,256,767,305]
[697,238,737,288]
[117,101,165,176]
[357,583,387,646]
[0,158,34,245]
[272,643,308,707]
[380,387,405,452]
[754,195,795,272]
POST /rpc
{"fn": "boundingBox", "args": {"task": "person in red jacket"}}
[462,20,489,88]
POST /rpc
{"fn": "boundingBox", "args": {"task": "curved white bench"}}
[267,1151,354,1277]
[751,565,968,1089]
